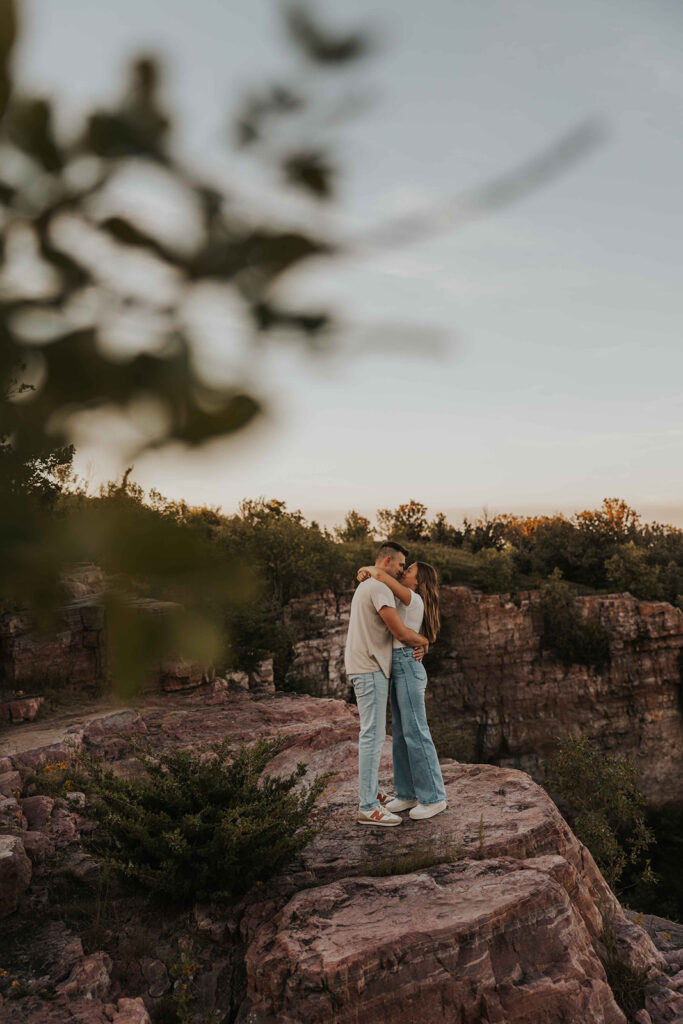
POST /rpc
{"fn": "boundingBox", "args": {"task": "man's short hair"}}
[376,541,408,562]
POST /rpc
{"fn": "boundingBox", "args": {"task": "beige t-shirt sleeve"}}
[367,579,396,614]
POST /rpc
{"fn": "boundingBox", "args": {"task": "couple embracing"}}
[344,541,447,827]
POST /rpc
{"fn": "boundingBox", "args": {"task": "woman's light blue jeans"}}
[391,647,446,805]
[350,670,389,812]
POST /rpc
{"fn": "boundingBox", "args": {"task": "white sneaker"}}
[357,807,403,827]
[384,798,418,813]
[409,800,447,820]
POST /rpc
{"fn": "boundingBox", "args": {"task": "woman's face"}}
[401,562,419,591]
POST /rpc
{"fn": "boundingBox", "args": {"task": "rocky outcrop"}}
[286,588,683,807]
[0,564,107,693]
[0,600,106,693]
[284,592,350,698]
[242,860,624,1024]
[0,564,274,704]
[1,687,682,1023]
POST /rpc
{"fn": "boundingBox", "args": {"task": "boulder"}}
[0,769,22,798]
[0,796,26,830]
[112,998,152,1024]
[12,740,79,772]
[65,789,87,809]
[1,696,44,724]
[158,657,206,691]
[250,658,275,692]
[646,981,683,1021]
[223,669,250,690]
[21,794,54,829]
[241,858,627,1024]
[21,830,54,863]
[0,835,31,917]
[56,950,112,1000]
[140,957,170,998]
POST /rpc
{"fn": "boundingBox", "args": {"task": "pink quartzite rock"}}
[645,979,683,1021]
[12,740,79,772]
[0,992,150,1024]
[3,696,45,724]
[20,829,54,863]
[158,656,206,691]
[140,957,170,998]
[21,794,54,829]
[112,998,152,1024]
[2,688,678,1024]
[240,858,627,1024]
[56,950,113,1000]
[0,769,22,797]
[0,835,31,918]
[0,795,26,829]
[250,657,275,691]
[82,710,147,743]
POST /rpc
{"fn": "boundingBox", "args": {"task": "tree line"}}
[21,470,676,679]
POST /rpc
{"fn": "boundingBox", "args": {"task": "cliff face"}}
[285,588,683,808]
[2,687,683,1024]
[0,566,107,694]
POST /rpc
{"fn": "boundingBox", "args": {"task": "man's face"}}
[384,552,406,580]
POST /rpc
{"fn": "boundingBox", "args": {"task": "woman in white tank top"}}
[356,560,447,820]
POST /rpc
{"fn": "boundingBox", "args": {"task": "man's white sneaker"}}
[384,798,418,813]
[357,807,403,827]
[409,800,448,820]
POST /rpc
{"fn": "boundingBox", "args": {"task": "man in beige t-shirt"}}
[344,541,428,826]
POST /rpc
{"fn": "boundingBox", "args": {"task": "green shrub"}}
[621,804,683,922]
[539,573,611,669]
[71,736,327,905]
[542,733,656,891]
[400,542,516,593]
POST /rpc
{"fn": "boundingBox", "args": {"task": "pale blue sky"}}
[16,0,683,527]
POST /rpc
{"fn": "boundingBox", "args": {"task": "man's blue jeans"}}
[350,670,389,812]
[391,647,447,805]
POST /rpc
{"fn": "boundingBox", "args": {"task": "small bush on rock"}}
[72,736,326,905]
[543,733,656,891]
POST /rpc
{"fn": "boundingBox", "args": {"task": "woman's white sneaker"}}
[357,807,402,826]
[409,800,447,820]
[385,798,418,813]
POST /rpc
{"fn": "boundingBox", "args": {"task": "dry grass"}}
[365,838,464,878]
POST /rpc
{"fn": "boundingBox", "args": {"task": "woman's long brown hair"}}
[415,562,440,643]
